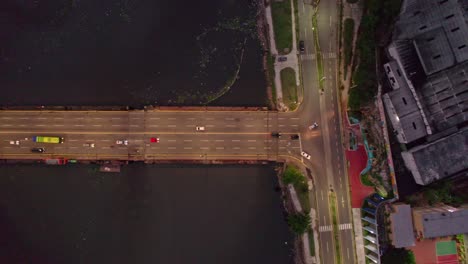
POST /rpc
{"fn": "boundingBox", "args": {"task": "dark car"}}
[278,56,287,62]
[299,40,305,53]
[271,132,281,138]
[31,147,45,153]
[290,134,299,140]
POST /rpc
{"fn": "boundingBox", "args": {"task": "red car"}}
[150,137,159,143]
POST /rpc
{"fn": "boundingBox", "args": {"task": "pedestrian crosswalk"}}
[301,54,316,60]
[319,225,333,232]
[319,223,352,232]
[322,52,337,59]
[339,223,352,230]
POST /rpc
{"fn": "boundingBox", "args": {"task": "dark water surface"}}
[0,164,294,264]
[0,0,266,106]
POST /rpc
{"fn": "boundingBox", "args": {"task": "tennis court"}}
[436,241,458,264]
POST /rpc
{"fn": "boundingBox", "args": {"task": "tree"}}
[381,247,416,264]
[283,165,305,185]
[287,212,311,235]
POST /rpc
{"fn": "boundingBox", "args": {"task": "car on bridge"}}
[116,140,129,145]
[301,151,311,160]
[9,140,20,145]
[196,126,205,131]
[150,137,160,143]
[278,56,287,62]
[271,132,281,138]
[31,147,45,153]
[290,134,299,140]
[83,143,95,148]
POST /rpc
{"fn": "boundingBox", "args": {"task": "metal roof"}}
[421,206,468,238]
[391,204,415,248]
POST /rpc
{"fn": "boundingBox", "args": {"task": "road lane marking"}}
[168,147,176,150]
[185,125,194,127]
[168,140,176,142]
[1,117,12,119]
[101,139,110,142]
[69,139,78,142]
[53,125,64,127]
[245,118,254,121]
[74,117,84,120]
[206,125,215,127]
[263,118,272,120]
[201,140,209,142]
[111,117,121,120]
[327,242,329,252]
[149,118,160,120]
[74,125,84,127]
[200,147,209,150]
[205,118,214,120]
[215,140,224,142]
[20,117,29,120]
[245,125,254,127]
[112,125,121,127]
[247,140,256,142]
[101,147,110,149]
[264,147,271,150]
[183,140,192,142]
[93,125,102,127]
[225,125,236,128]
[184,147,192,150]
[168,118,176,120]
[1,124,12,127]
[279,125,285,127]
[148,125,158,127]
[232,140,240,142]
[70,146,78,149]
[93,117,102,120]
[248,147,256,150]
[35,125,45,127]
[130,125,139,127]
[167,125,176,128]
[131,117,141,120]
[338,223,352,230]
[216,147,224,150]
[319,225,333,232]
[37,117,47,120]
[233,147,240,150]
[290,118,299,120]
[225,117,234,120]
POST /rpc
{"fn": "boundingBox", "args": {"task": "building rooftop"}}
[419,206,468,238]
[395,0,468,75]
[401,126,468,185]
[419,61,468,132]
[391,204,415,248]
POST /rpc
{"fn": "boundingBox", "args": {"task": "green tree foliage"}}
[382,248,416,264]
[283,165,304,185]
[287,212,311,235]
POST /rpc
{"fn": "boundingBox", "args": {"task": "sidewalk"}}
[266,0,301,111]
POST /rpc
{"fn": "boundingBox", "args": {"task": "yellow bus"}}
[32,136,64,144]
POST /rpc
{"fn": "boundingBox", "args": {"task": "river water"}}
[0,164,294,264]
[0,0,267,107]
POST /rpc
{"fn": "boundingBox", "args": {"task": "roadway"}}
[0,110,303,161]
[297,0,355,263]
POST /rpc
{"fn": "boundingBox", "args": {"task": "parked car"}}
[31,147,45,153]
[196,126,205,131]
[83,143,95,148]
[271,132,281,138]
[278,56,287,62]
[150,137,160,143]
[299,40,305,53]
[116,140,129,145]
[9,140,20,145]
[301,151,311,160]
[290,134,299,140]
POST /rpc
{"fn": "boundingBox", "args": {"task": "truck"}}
[32,136,64,144]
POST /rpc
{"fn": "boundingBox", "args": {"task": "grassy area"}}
[330,192,342,264]
[283,165,310,210]
[312,14,324,91]
[360,173,374,186]
[267,54,277,109]
[349,0,402,111]
[271,0,293,54]
[280,67,298,111]
[307,229,316,256]
[343,18,355,78]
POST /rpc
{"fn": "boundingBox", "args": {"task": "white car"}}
[309,122,319,130]
[301,151,311,160]
[83,143,95,148]
[196,126,205,131]
[9,140,20,145]
[116,140,129,145]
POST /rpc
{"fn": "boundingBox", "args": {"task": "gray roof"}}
[419,61,468,131]
[391,204,415,248]
[421,206,468,238]
[402,126,468,185]
[395,0,468,74]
